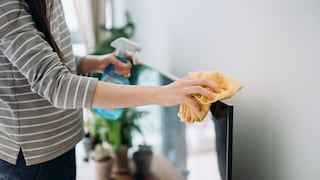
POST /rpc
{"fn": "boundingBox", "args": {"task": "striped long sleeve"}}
[0,0,98,165]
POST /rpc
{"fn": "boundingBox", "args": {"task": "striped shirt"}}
[0,0,98,165]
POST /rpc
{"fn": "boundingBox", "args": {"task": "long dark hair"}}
[22,0,65,62]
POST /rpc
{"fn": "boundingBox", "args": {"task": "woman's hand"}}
[97,53,139,78]
[79,53,139,78]
[156,77,221,111]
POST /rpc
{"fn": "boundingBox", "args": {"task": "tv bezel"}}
[210,100,233,180]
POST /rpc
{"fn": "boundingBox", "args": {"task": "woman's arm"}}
[92,78,221,111]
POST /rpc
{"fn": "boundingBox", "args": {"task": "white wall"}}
[125,0,320,179]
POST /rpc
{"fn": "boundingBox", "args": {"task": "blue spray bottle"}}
[92,37,142,120]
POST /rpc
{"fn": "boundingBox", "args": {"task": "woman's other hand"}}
[80,53,139,78]
[98,53,139,78]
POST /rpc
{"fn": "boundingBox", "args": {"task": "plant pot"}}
[113,145,130,174]
[133,145,153,176]
[92,158,113,180]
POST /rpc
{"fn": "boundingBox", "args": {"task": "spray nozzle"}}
[111,37,142,65]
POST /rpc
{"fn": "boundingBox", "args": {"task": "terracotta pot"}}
[92,158,113,180]
[113,145,130,174]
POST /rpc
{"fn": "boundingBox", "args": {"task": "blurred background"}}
[62,0,320,180]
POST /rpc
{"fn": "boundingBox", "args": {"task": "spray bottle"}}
[92,37,142,120]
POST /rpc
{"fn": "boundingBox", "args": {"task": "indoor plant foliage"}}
[92,108,148,152]
[83,110,106,161]
[84,110,107,146]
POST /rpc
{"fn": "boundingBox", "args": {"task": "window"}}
[61,0,87,56]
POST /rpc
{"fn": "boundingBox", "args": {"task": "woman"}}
[0,0,220,179]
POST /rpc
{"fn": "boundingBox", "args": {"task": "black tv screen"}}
[130,63,233,180]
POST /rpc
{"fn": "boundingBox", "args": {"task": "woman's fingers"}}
[122,72,131,78]
[106,53,140,78]
[183,97,201,112]
[186,78,221,93]
[126,53,140,65]
[98,53,135,78]
[111,56,132,76]
[184,86,215,100]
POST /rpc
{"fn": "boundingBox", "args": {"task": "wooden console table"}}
[111,153,185,180]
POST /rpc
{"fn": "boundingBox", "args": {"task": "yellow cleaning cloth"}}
[178,71,243,124]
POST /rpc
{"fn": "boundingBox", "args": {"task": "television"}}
[130,63,234,180]
[210,101,233,180]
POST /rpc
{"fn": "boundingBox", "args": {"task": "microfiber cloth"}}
[178,71,243,124]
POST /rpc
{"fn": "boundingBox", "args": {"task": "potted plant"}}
[133,144,153,177]
[92,108,148,174]
[90,144,114,180]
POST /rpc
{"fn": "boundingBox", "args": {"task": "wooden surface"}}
[111,153,185,180]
